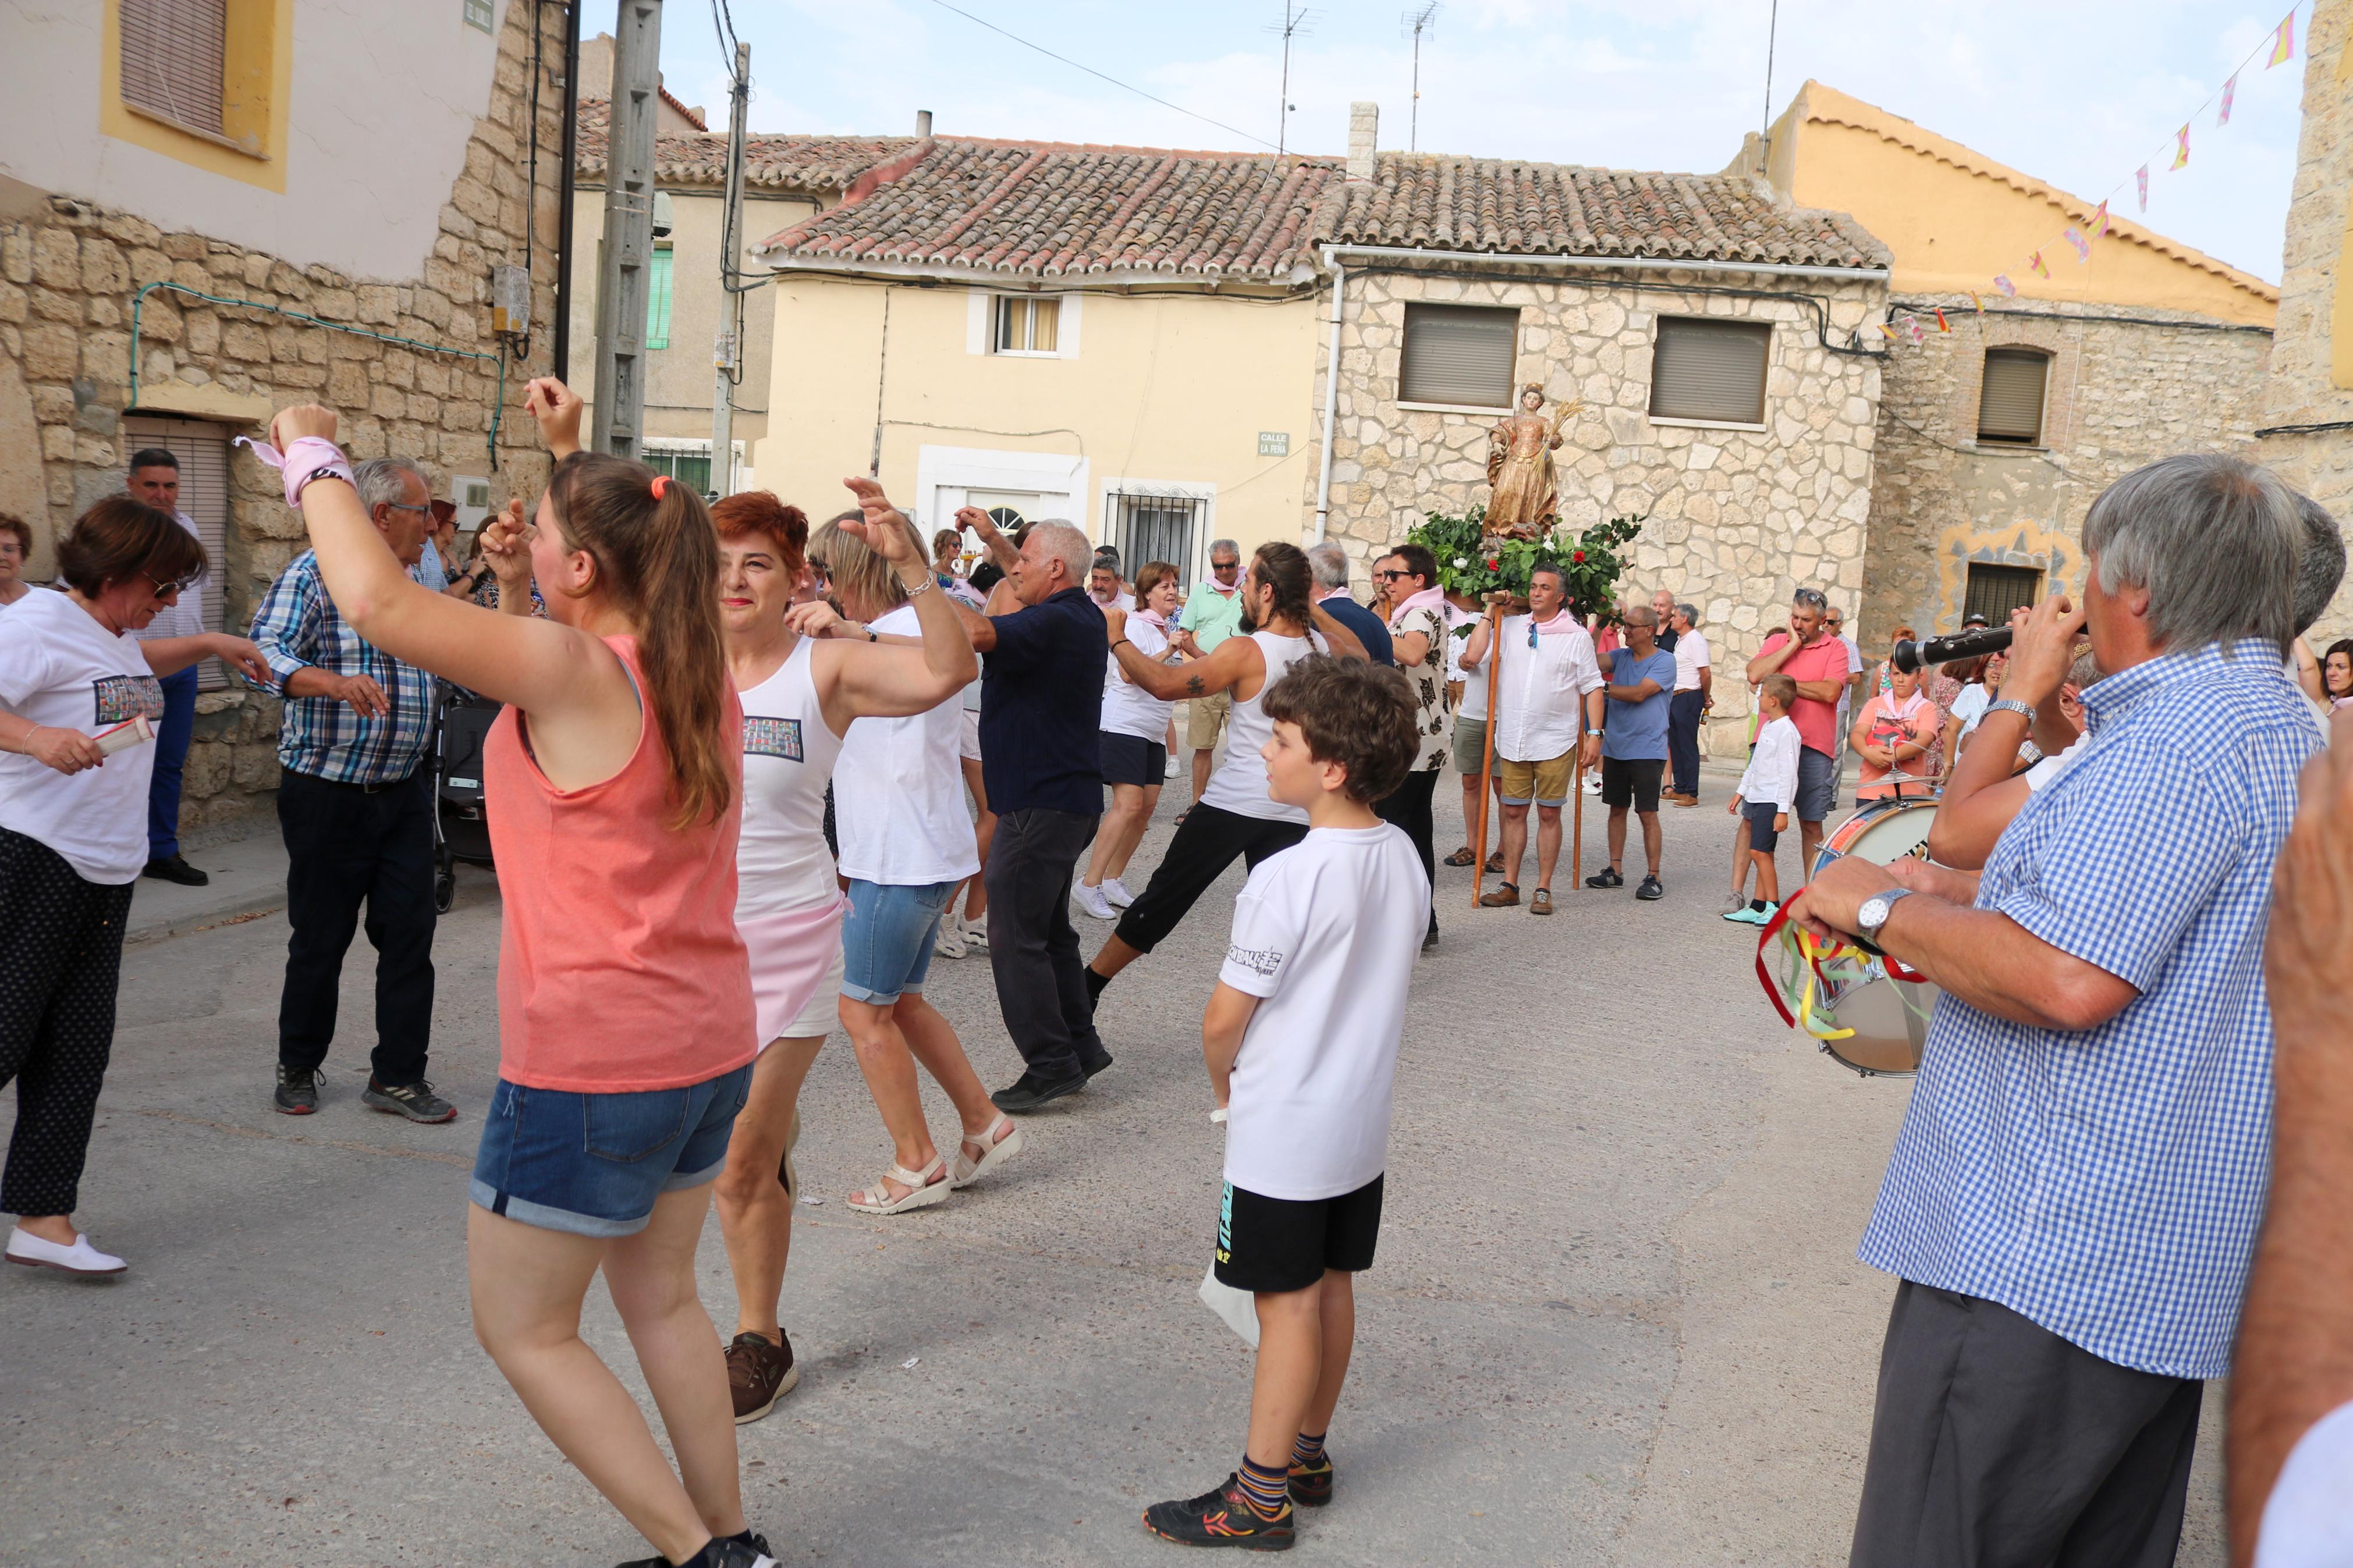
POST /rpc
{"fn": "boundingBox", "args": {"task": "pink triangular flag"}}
[2171,125,2191,170]
[2137,165,2149,211]
[2269,10,2295,67]
[1994,275,2017,297]
[2220,72,2238,125]
[2063,228,2090,262]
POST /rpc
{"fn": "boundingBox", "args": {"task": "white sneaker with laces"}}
[933,912,967,960]
[1165,754,1182,778]
[1103,876,1137,909]
[6,1225,126,1275]
[1073,881,1116,920]
[963,917,989,950]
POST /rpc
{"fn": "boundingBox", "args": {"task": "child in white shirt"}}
[1725,673,1800,925]
[1142,655,1426,1552]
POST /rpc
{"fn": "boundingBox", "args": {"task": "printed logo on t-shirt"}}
[1225,942,1285,980]
[92,674,166,725]
[742,716,804,762]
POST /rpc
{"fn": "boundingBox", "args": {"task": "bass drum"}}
[1802,795,1943,1078]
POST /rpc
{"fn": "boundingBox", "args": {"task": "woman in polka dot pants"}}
[0,499,268,1277]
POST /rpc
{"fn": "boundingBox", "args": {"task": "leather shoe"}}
[143,854,208,886]
[991,1069,1086,1113]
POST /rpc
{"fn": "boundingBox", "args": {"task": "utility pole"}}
[591,0,662,460]
[1402,4,1439,153]
[711,38,749,499]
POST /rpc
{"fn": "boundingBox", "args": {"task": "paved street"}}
[2,762,2226,1567]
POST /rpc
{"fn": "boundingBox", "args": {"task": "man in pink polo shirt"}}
[1744,587,1850,871]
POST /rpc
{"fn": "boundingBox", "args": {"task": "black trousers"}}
[1112,801,1307,956]
[984,807,1108,1085]
[1374,767,1440,930]
[1668,690,1705,798]
[1850,1281,2203,1568]
[276,767,436,1087]
[0,828,135,1217]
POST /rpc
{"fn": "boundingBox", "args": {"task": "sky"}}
[581,0,2314,284]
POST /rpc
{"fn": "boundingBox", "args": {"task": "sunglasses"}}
[1376,568,1413,581]
[141,569,200,599]
[1210,560,1241,573]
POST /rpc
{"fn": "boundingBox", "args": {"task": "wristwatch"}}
[1986,698,2036,725]
[1855,887,1912,938]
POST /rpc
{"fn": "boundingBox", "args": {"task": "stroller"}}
[431,683,502,913]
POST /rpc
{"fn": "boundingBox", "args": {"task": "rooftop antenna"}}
[1266,3,1316,155]
[1402,3,1439,153]
[1760,0,1779,154]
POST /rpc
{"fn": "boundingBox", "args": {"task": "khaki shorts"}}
[1186,689,1232,751]
[1451,714,1490,775]
[1497,751,1576,806]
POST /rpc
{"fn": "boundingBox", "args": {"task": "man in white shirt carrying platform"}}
[1458,564,1602,916]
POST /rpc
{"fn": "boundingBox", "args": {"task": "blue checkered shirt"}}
[247,550,435,784]
[1858,639,2319,1379]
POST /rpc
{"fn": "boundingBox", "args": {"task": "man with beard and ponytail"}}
[1064,543,1368,1065]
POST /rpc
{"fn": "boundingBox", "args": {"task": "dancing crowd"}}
[5,375,2353,1566]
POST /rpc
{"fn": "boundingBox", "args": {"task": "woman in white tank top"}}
[707,487,1002,1425]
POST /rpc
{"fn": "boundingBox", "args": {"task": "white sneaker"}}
[963,917,989,951]
[1165,754,1182,778]
[5,1225,126,1275]
[933,912,967,960]
[1103,876,1137,909]
[1073,881,1116,920]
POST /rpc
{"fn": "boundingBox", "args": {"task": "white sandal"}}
[950,1115,1025,1189]
[846,1153,951,1215]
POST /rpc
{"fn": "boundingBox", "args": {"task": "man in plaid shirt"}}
[1788,454,2328,1568]
[249,456,453,1125]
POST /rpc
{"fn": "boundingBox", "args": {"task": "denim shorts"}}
[469,1063,753,1238]
[1796,745,1839,823]
[840,878,958,1004]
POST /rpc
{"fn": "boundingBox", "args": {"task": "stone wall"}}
[2261,0,2353,649]
[1861,299,2274,650]
[1312,267,1886,740]
[0,0,565,840]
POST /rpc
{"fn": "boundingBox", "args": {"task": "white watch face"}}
[1859,896,1890,931]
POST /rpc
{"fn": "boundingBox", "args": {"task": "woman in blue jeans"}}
[811,517,1024,1215]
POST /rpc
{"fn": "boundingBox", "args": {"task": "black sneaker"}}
[1636,874,1665,901]
[616,1533,777,1568]
[1080,1050,1115,1080]
[362,1078,457,1123]
[727,1329,798,1424]
[1585,866,1624,889]
[1142,1474,1295,1551]
[990,1069,1086,1114]
[143,853,208,886]
[1288,1453,1333,1507]
[273,1064,319,1116]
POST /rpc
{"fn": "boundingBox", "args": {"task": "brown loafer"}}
[1530,889,1555,915]
[1478,882,1520,908]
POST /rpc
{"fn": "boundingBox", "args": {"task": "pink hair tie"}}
[651,475,671,499]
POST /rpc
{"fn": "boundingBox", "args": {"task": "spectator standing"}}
[248,456,453,1125]
[1588,604,1677,900]
[1723,673,1800,925]
[1651,587,1680,653]
[1443,587,1477,709]
[1372,543,1449,947]
[0,499,267,1277]
[125,448,210,887]
[1666,602,1710,805]
[1871,625,1917,696]
[1742,588,1850,872]
[1173,539,1247,810]
[1306,542,1393,665]
[1850,664,1942,802]
[434,503,491,601]
[1825,605,1866,797]
[0,513,35,606]
[1462,565,1603,915]
[2324,638,2352,710]
[1089,548,1134,611]
[1076,561,1187,919]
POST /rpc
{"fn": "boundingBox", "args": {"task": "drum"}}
[1755,796,1944,1078]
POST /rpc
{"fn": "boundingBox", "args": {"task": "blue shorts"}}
[1743,798,1784,853]
[1796,745,1839,823]
[840,878,958,1004]
[469,1064,753,1238]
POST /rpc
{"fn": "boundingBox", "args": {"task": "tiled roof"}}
[1328,152,1890,271]
[751,139,1343,283]
[574,99,913,193]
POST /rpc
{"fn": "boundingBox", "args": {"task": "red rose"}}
[1485,556,1499,570]
[1573,550,1586,562]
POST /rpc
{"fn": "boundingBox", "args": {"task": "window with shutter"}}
[1399,304,1519,408]
[1964,563,2043,625]
[120,0,229,139]
[1648,318,1772,425]
[1976,350,2050,445]
[123,415,232,691]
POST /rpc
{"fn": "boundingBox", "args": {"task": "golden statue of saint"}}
[1484,384,1577,539]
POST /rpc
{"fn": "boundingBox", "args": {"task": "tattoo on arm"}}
[1185,674,1205,696]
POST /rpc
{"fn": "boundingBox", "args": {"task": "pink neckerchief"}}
[1131,606,1169,632]
[1386,585,1446,631]
[1531,607,1580,638]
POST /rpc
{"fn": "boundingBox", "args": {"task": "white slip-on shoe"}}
[6,1226,126,1276]
[1072,881,1117,920]
[963,917,989,950]
[1103,876,1137,909]
[933,912,967,960]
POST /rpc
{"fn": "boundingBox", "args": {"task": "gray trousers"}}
[982,807,1107,1085]
[1850,1281,2202,1568]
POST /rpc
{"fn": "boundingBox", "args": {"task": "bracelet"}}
[900,573,937,598]
[1110,638,1134,652]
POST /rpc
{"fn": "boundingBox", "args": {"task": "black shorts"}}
[1743,798,1783,853]
[1215,1174,1384,1295]
[1600,755,1665,812]
[1098,731,1167,788]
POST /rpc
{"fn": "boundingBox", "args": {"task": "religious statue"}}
[1482,385,1581,539]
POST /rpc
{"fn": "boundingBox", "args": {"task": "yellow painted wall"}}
[1771,85,2275,326]
[753,276,1322,548]
[99,0,294,193]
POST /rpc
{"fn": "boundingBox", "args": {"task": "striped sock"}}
[1291,1431,1327,1468]
[1236,1457,1290,1520]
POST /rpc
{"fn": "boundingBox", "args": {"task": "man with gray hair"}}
[1787,453,2320,1567]
[1306,542,1393,666]
[248,454,453,1123]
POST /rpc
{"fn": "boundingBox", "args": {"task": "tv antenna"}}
[1402,3,1439,152]
[1266,3,1316,155]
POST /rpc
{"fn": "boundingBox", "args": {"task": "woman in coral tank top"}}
[263,382,783,1568]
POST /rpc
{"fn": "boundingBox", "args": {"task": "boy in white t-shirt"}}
[1143,656,1426,1552]
[1724,674,1800,926]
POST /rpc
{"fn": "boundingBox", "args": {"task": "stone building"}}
[2262,0,2353,649]
[0,1,567,838]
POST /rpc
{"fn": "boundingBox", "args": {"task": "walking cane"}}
[1471,600,1502,909]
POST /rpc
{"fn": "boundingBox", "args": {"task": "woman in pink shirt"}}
[265,382,782,1568]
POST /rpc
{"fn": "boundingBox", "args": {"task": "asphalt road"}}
[1,764,2226,1566]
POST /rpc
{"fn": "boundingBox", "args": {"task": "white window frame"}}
[1098,477,1219,585]
[966,289,1083,359]
[638,436,747,496]
[914,444,1092,538]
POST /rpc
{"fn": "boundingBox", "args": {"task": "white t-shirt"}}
[832,605,980,886]
[1219,823,1428,1200]
[1673,628,1712,692]
[1101,615,1177,741]
[1949,682,1992,737]
[1443,602,1477,685]
[1736,714,1801,810]
[735,638,849,918]
[0,588,165,883]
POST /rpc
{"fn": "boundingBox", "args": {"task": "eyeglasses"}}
[141,569,199,599]
[1210,559,1240,573]
[1376,568,1412,581]
[383,502,431,517]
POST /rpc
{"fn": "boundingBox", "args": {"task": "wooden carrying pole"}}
[1471,600,1503,908]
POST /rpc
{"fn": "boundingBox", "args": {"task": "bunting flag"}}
[2137,165,2149,211]
[2092,201,2111,239]
[1967,292,1986,314]
[1905,315,1925,344]
[2269,10,2295,67]
[2172,125,2191,170]
[1934,308,1951,333]
[2220,73,2238,125]
[1994,275,2018,297]
[2064,227,2091,262]
[2028,250,2052,279]
[1877,323,1900,342]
